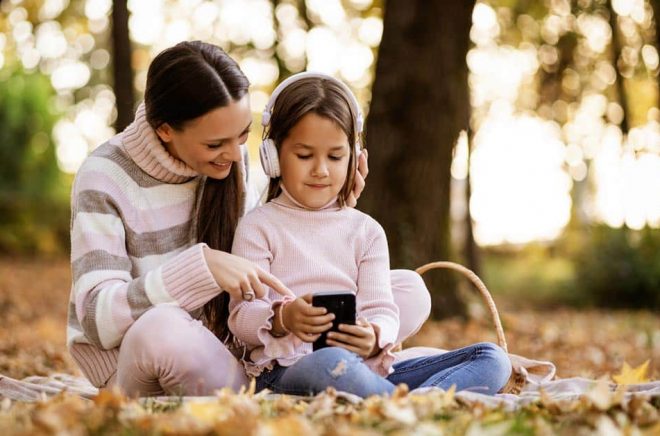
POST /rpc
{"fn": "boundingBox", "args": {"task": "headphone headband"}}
[261,72,364,134]
[259,72,363,179]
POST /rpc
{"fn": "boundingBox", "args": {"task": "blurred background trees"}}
[0,0,658,314]
[0,65,68,255]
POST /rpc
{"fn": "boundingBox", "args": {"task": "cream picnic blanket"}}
[1,347,658,409]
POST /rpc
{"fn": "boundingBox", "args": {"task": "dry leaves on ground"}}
[2,384,659,435]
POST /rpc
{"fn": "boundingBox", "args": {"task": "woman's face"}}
[156,95,252,179]
[279,112,351,209]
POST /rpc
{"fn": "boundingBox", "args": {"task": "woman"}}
[67,41,431,396]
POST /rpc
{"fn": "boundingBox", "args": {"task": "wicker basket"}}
[415,261,526,394]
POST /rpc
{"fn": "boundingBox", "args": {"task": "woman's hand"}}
[326,317,379,358]
[276,294,334,342]
[346,149,368,207]
[203,247,294,300]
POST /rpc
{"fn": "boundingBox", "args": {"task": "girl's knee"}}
[476,342,512,388]
[311,347,361,372]
[476,342,509,366]
[306,347,392,397]
[303,347,364,383]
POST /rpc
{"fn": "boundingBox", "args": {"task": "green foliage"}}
[482,244,577,308]
[484,226,660,310]
[0,65,70,256]
[573,225,660,310]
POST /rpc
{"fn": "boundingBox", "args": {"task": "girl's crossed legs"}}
[256,343,512,398]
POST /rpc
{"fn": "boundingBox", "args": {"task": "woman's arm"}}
[70,178,222,350]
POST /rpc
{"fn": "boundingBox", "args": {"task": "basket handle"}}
[415,261,508,353]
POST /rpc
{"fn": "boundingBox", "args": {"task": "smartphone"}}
[312,291,356,351]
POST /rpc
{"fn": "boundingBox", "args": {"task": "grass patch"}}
[481,244,578,308]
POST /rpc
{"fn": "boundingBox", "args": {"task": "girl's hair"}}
[144,41,250,343]
[264,77,360,206]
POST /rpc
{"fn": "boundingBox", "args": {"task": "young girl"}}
[228,73,512,397]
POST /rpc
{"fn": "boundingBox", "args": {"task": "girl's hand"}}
[326,317,379,358]
[278,294,335,342]
[346,149,368,207]
[203,247,294,301]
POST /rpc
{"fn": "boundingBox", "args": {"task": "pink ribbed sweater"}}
[229,189,400,377]
[67,103,252,388]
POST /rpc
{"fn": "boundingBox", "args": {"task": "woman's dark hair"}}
[264,77,359,206]
[144,41,250,343]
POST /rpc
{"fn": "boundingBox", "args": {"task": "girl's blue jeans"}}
[255,342,512,398]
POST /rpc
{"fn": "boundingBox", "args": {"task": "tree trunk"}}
[651,0,660,112]
[360,0,475,319]
[111,0,135,131]
[607,0,629,134]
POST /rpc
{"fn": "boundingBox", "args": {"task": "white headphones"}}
[260,72,364,178]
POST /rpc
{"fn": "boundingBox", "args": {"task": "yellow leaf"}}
[182,400,226,424]
[261,415,314,436]
[612,360,650,385]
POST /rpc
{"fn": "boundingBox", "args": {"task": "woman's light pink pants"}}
[108,270,430,396]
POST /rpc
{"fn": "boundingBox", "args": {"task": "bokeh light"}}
[1,0,658,247]
[470,105,572,245]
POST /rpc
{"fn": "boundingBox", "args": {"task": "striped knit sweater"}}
[67,103,252,388]
[229,188,400,377]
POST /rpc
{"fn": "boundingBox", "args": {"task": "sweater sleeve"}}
[70,171,221,350]
[357,219,400,349]
[228,212,298,356]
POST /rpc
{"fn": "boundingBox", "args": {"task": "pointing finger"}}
[258,269,294,297]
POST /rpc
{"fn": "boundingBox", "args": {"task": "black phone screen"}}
[311,291,356,351]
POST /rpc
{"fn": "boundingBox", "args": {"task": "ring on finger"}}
[242,289,255,301]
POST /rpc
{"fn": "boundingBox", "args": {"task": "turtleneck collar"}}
[121,102,199,184]
[272,184,341,211]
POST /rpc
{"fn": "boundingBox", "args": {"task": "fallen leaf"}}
[594,415,621,436]
[612,360,650,385]
[585,377,615,411]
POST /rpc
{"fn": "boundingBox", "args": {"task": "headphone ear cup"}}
[259,138,280,178]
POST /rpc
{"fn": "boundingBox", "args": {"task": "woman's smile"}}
[210,161,232,170]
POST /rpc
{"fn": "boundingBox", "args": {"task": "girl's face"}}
[279,112,351,209]
[156,95,252,179]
